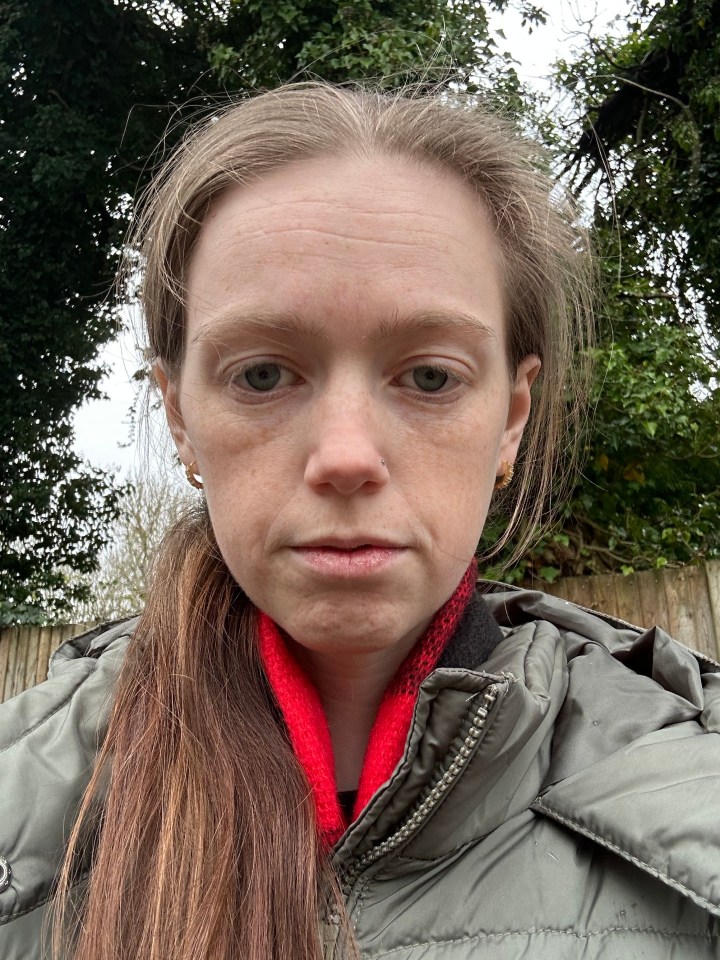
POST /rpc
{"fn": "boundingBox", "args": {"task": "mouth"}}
[295,536,405,550]
[290,539,408,577]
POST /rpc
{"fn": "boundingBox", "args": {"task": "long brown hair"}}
[54,82,594,960]
[54,507,343,959]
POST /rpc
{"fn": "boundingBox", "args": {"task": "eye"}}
[244,362,281,391]
[397,364,462,394]
[408,366,449,392]
[231,362,298,393]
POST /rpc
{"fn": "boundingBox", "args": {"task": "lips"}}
[294,536,405,550]
[290,538,407,578]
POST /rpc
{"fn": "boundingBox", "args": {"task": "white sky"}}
[72,0,632,478]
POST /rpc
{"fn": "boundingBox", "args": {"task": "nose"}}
[304,392,388,496]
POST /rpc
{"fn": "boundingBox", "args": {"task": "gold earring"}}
[494,460,514,491]
[185,461,203,490]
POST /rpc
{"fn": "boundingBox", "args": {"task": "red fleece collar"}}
[257,562,477,847]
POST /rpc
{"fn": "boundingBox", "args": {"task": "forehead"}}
[185,154,506,340]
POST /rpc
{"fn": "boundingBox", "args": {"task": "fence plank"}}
[35,627,54,687]
[0,628,12,702]
[610,574,642,627]
[546,577,606,611]
[706,561,720,657]
[563,576,591,608]
[2,630,17,702]
[10,629,27,699]
[635,569,670,631]
[662,567,694,646]
[23,627,40,695]
[688,565,719,660]
[584,574,618,617]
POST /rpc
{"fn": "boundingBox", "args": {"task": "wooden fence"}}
[543,560,720,662]
[2,561,719,704]
[0,621,96,705]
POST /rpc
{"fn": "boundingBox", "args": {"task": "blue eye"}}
[242,363,282,391]
[411,366,449,392]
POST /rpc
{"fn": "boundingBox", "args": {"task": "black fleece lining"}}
[437,589,505,671]
[337,789,358,820]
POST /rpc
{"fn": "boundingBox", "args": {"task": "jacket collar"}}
[334,600,567,865]
[48,616,139,676]
[336,584,720,919]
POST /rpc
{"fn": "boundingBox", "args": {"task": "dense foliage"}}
[490,0,720,585]
[0,0,532,622]
[560,0,720,327]
[0,0,204,621]
[3,0,718,614]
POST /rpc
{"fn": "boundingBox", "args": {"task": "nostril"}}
[0,855,11,893]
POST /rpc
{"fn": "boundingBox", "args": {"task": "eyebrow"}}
[368,309,498,344]
[191,307,498,346]
[192,311,330,345]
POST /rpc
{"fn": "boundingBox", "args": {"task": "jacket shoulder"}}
[480,580,719,667]
[480,586,720,921]
[1,617,137,751]
[0,619,135,934]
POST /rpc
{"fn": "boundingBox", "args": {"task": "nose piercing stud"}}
[380,458,387,467]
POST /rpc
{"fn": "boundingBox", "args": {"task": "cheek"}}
[183,415,288,572]
[204,487,270,604]
[186,389,297,488]
[442,475,496,555]
[404,419,501,551]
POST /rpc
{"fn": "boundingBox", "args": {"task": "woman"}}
[1,83,719,960]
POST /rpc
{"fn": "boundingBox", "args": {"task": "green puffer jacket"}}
[1,585,720,959]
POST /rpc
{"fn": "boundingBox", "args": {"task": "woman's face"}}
[159,155,539,659]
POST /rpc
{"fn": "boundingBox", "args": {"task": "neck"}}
[258,563,477,824]
[291,640,417,792]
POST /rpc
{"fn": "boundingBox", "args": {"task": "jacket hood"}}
[482,585,720,919]
[48,616,140,676]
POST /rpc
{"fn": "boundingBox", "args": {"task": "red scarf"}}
[257,562,476,847]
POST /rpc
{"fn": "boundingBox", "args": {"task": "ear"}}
[497,354,541,469]
[153,363,196,468]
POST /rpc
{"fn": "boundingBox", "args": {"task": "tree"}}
[66,473,192,623]
[493,0,720,584]
[560,0,720,327]
[0,0,205,621]
[0,0,538,621]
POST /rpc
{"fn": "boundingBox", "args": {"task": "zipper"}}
[342,680,502,888]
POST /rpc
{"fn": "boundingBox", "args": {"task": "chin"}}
[284,601,424,657]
